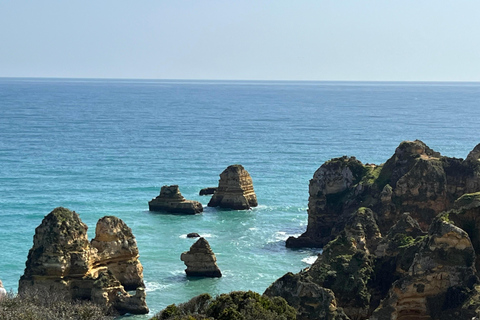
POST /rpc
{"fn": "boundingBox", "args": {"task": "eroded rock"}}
[287,140,480,248]
[19,207,148,315]
[180,237,221,277]
[149,185,203,214]
[208,164,258,210]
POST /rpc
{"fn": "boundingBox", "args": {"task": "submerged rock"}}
[19,207,148,315]
[208,164,258,210]
[180,237,221,277]
[149,185,203,214]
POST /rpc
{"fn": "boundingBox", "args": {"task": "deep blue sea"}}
[0,78,479,317]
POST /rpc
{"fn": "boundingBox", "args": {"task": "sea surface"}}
[0,78,479,318]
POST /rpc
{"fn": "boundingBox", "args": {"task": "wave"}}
[301,255,318,265]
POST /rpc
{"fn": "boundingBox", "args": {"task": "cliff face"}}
[287,140,480,248]
[271,141,480,320]
[208,164,258,210]
[19,207,148,315]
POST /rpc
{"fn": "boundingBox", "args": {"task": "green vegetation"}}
[0,288,113,320]
[151,291,296,320]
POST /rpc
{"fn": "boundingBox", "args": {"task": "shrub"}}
[0,287,114,320]
[151,291,296,320]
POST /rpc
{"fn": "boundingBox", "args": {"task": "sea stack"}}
[180,237,222,277]
[19,207,149,315]
[208,164,258,210]
[149,185,203,214]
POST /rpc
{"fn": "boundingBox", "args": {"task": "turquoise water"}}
[0,78,479,317]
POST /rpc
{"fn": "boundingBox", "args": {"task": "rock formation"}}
[19,207,148,315]
[180,237,222,277]
[264,272,349,320]
[265,141,480,320]
[371,217,478,320]
[208,164,258,210]
[187,232,200,238]
[199,187,217,196]
[0,280,6,300]
[149,185,203,214]
[91,216,145,290]
[287,140,480,248]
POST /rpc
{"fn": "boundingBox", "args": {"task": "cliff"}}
[268,141,480,320]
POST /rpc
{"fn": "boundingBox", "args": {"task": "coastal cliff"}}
[269,141,480,320]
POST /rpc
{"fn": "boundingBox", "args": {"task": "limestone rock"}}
[208,164,258,210]
[149,185,203,214]
[199,187,217,196]
[19,207,148,315]
[287,140,480,248]
[0,280,6,300]
[180,237,221,277]
[466,143,480,162]
[91,216,145,290]
[264,272,349,320]
[371,218,478,320]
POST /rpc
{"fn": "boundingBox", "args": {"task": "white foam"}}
[302,255,318,265]
[179,233,214,239]
[144,281,170,292]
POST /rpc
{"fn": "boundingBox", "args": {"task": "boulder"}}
[149,185,203,214]
[186,232,200,238]
[208,164,258,210]
[180,237,221,277]
[199,187,217,196]
[19,207,148,315]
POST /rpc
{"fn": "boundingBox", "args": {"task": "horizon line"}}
[1,76,480,84]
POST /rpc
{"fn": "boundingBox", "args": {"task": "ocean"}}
[0,78,479,318]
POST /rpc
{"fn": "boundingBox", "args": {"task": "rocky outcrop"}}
[91,216,145,290]
[371,218,478,320]
[199,187,217,196]
[264,272,349,320]
[287,140,480,248]
[19,207,148,315]
[180,237,221,277]
[208,164,258,210]
[267,141,480,320]
[149,185,203,214]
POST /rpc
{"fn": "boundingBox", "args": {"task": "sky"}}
[1,1,479,81]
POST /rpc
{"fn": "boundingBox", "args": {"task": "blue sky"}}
[1,1,479,81]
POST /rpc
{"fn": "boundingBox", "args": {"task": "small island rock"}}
[208,164,258,210]
[199,187,218,196]
[149,185,203,214]
[187,232,201,238]
[180,237,222,277]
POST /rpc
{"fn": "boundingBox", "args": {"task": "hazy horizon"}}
[1,1,479,82]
